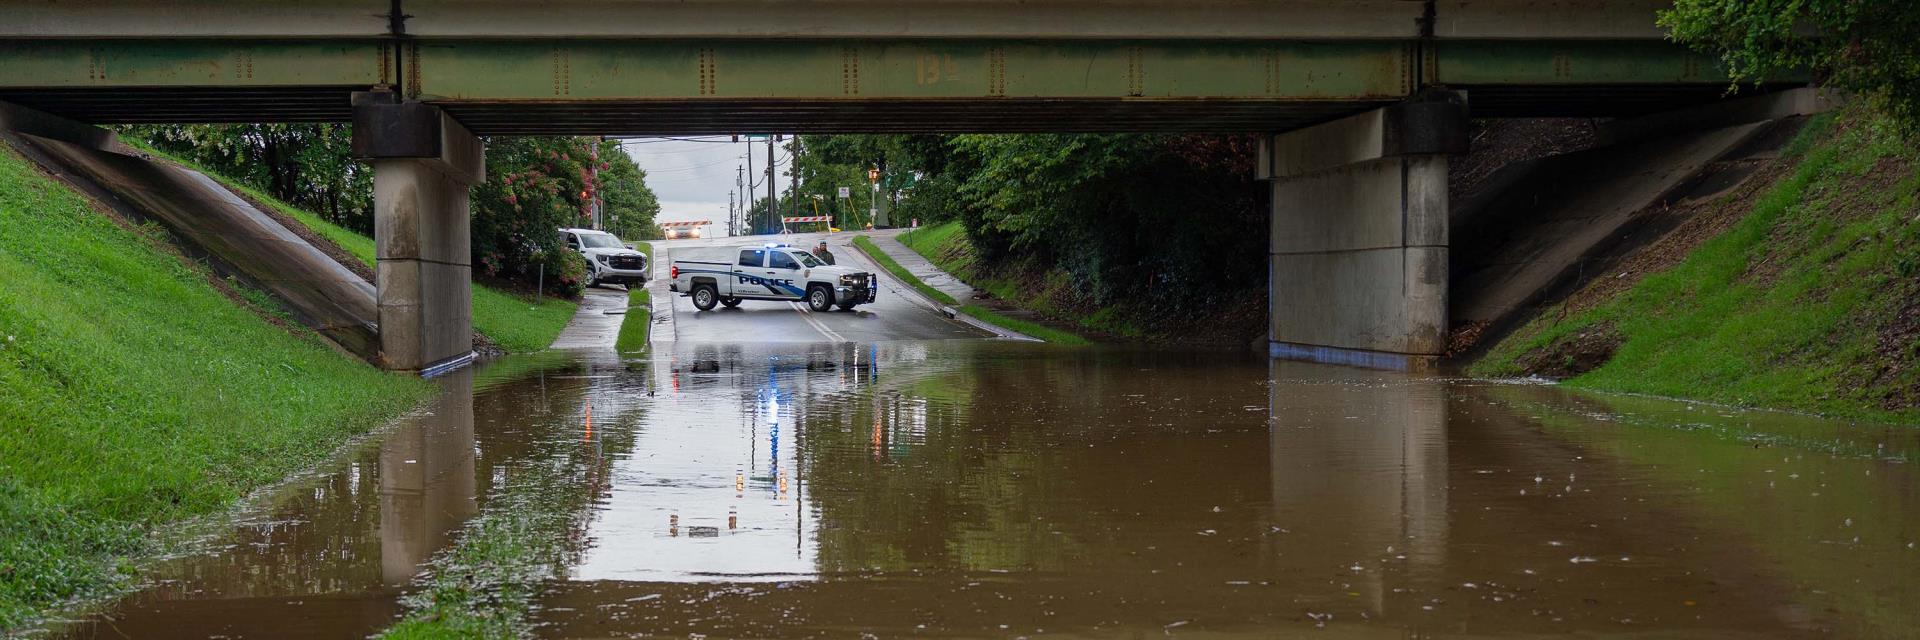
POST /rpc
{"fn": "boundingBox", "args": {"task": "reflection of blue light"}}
[759,364,788,491]
[768,394,780,478]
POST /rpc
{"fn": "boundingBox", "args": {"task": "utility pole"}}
[867,166,880,229]
[789,137,801,230]
[733,163,745,237]
[766,135,777,235]
[589,137,603,231]
[744,144,755,235]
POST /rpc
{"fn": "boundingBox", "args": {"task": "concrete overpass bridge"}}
[0,0,1789,371]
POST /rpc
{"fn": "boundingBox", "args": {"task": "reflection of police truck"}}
[669,244,876,312]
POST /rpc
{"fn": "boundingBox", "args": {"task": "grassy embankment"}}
[122,141,578,353]
[901,223,1150,339]
[851,234,1088,344]
[0,146,433,629]
[615,242,653,353]
[1472,111,1920,424]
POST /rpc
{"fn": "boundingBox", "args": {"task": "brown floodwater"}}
[49,342,1920,639]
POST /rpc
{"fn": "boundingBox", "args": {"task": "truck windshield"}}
[579,233,624,249]
[793,251,824,268]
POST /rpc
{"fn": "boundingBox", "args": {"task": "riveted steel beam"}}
[0,36,1786,132]
[0,0,1689,41]
[0,40,387,88]
[410,40,1411,102]
[1433,40,1738,86]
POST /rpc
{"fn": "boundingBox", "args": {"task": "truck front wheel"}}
[807,286,834,312]
[692,284,719,310]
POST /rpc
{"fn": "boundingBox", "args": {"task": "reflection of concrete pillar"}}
[1268,360,1448,613]
[353,92,484,372]
[380,367,477,584]
[1261,93,1467,370]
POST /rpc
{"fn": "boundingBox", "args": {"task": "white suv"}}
[561,228,649,288]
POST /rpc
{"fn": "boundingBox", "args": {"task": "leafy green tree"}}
[792,132,1262,313]
[124,124,373,232]
[470,137,601,295]
[597,139,662,241]
[128,127,663,297]
[1661,0,1920,130]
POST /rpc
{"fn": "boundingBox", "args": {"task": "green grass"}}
[852,235,959,306]
[614,242,652,353]
[121,138,577,353]
[378,460,580,640]
[1472,111,1920,424]
[0,145,433,630]
[957,304,1089,345]
[898,220,965,258]
[852,234,1089,345]
[470,289,579,353]
[616,287,652,353]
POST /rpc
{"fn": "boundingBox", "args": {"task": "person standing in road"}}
[813,241,837,265]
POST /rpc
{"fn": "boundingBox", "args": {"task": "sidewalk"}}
[865,230,976,303]
[547,287,630,350]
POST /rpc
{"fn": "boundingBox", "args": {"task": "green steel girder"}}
[1432,40,1737,86]
[0,40,387,88]
[0,37,1790,131]
[413,39,1411,102]
[0,38,1753,101]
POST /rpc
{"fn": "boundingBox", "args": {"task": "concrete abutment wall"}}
[1261,92,1467,370]
[353,94,484,373]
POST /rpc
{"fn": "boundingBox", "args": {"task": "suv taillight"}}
[670,265,679,279]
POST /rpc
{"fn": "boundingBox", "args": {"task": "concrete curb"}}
[940,305,1045,343]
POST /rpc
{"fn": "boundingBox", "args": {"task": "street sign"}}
[837,186,851,198]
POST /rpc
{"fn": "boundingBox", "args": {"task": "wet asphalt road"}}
[649,233,991,344]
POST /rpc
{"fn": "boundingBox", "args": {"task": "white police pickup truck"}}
[669,243,876,312]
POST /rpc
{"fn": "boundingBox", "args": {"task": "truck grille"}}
[610,255,645,270]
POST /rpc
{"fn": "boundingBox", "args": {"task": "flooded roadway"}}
[53,340,1920,639]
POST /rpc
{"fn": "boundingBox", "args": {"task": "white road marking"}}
[788,301,847,343]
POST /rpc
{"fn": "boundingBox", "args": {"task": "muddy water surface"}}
[57,342,1920,638]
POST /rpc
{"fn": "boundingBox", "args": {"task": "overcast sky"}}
[616,136,792,237]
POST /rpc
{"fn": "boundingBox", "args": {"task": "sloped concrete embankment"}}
[1448,89,1835,354]
[1,105,379,360]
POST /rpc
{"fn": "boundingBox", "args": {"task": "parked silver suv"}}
[561,228,648,288]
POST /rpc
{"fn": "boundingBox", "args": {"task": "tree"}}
[124,124,374,232]
[469,137,601,295]
[1661,0,1920,131]
[596,139,662,241]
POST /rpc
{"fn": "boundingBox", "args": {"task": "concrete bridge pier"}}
[352,93,484,373]
[1261,92,1468,371]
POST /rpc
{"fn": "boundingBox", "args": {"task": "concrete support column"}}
[1261,92,1467,370]
[353,93,485,373]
